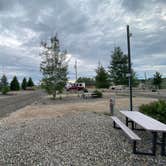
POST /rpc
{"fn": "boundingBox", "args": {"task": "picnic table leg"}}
[126,117,135,129]
[152,132,157,155]
[131,121,134,130]
[126,117,129,126]
[161,132,166,156]
[133,132,157,155]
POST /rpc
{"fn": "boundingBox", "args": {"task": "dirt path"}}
[0,90,46,118]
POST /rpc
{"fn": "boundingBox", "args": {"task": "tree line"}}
[0,75,34,94]
[78,47,138,89]
[40,35,163,99]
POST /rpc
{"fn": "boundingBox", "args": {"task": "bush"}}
[84,88,88,92]
[139,100,166,123]
[91,90,103,98]
[1,86,10,95]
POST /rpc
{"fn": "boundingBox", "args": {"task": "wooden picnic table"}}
[120,110,166,156]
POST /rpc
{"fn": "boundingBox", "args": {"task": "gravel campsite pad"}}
[0,112,166,165]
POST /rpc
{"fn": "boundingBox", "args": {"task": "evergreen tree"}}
[108,47,128,85]
[10,76,20,91]
[153,72,162,89]
[27,77,34,87]
[21,77,27,90]
[95,64,110,89]
[0,75,10,94]
[40,35,68,99]
[108,47,138,86]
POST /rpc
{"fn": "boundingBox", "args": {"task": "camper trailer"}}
[66,82,85,91]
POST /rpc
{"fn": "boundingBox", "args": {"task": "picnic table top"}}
[120,110,166,132]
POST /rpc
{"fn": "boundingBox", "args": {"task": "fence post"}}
[110,97,115,116]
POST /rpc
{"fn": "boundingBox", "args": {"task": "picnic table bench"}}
[81,92,98,99]
[111,111,166,156]
[81,92,91,99]
[111,116,141,140]
[111,116,141,154]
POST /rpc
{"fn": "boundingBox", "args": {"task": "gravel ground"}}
[0,112,166,165]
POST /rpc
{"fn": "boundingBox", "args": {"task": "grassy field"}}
[2,92,157,125]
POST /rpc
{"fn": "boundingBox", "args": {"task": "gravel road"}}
[0,112,166,165]
[0,90,45,118]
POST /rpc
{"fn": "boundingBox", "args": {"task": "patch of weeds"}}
[93,111,112,116]
[93,111,102,116]
[103,112,112,116]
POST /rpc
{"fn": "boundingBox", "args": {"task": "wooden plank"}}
[111,116,141,141]
[120,111,166,132]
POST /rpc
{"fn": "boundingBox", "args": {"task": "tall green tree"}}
[21,77,27,90]
[40,35,68,99]
[27,77,34,87]
[153,72,162,89]
[95,64,110,89]
[0,75,10,94]
[10,76,20,90]
[108,47,128,85]
[108,47,138,86]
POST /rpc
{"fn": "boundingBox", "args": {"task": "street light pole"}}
[127,25,133,111]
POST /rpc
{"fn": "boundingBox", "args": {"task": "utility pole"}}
[144,72,147,89]
[127,25,133,111]
[74,60,78,82]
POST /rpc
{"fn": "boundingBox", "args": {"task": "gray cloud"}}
[0,0,166,82]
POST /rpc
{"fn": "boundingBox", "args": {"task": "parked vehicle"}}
[66,82,86,91]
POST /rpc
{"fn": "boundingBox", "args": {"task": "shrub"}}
[139,100,166,124]
[91,90,103,98]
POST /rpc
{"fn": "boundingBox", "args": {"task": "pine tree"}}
[95,64,110,89]
[27,77,34,87]
[40,35,68,99]
[10,76,20,91]
[21,77,27,90]
[0,75,10,94]
[108,47,138,86]
[108,47,128,85]
[153,72,162,89]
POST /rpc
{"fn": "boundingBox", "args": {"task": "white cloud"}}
[0,35,21,48]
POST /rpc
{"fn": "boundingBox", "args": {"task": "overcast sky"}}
[0,0,166,83]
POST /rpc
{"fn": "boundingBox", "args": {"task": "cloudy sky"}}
[0,0,166,83]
